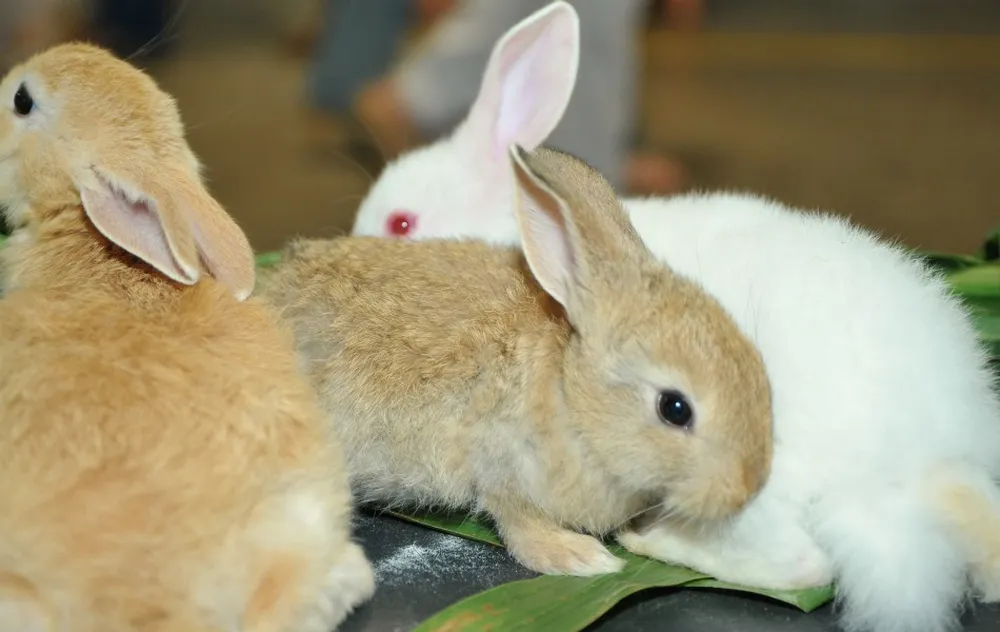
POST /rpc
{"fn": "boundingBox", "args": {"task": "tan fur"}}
[0,43,373,631]
[932,468,1000,602]
[262,146,773,576]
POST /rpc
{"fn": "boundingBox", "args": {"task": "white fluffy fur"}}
[624,194,1000,632]
[352,1,578,244]
[349,4,1000,629]
[357,140,521,245]
[361,173,1000,632]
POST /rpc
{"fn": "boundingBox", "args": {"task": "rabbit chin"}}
[0,158,18,204]
[663,471,763,525]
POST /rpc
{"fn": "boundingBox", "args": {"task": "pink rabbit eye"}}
[386,211,418,238]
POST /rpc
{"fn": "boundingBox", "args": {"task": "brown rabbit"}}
[0,44,373,631]
[263,145,774,576]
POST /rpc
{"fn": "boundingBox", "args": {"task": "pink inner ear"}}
[386,210,418,238]
[79,176,199,285]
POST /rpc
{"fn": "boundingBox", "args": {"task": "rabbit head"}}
[351,0,578,246]
[510,144,774,522]
[0,42,255,299]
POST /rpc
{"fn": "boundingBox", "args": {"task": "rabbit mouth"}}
[629,499,718,535]
[656,480,751,525]
[0,195,28,230]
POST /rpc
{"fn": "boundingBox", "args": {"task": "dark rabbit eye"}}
[13,84,34,117]
[386,210,417,237]
[657,390,694,428]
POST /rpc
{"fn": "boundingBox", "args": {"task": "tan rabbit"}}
[0,43,373,631]
[263,145,774,577]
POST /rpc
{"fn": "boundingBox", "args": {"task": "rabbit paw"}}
[288,542,376,632]
[618,526,832,591]
[506,528,625,576]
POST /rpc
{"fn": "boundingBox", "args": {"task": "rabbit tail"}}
[812,479,970,632]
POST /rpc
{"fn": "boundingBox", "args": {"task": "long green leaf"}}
[394,510,835,632]
[413,556,709,632]
[394,510,835,609]
[685,578,835,612]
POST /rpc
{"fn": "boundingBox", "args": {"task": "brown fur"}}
[262,146,773,576]
[0,43,373,631]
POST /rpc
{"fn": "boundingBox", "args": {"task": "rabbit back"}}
[265,236,570,510]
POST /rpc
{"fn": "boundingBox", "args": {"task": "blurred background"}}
[2,0,998,254]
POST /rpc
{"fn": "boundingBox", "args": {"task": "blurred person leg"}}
[356,0,686,194]
[550,0,687,193]
[355,0,549,163]
[307,0,414,116]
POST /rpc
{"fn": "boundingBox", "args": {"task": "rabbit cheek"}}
[668,456,760,523]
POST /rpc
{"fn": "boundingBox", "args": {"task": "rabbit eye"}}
[13,84,34,117]
[386,210,417,238]
[657,390,694,429]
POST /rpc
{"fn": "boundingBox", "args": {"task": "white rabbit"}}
[347,4,1000,632]
[352,0,579,245]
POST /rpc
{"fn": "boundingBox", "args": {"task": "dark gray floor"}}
[341,511,1000,632]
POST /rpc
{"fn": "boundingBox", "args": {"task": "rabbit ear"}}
[76,159,256,301]
[458,1,580,163]
[510,144,651,315]
[509,145,575,307]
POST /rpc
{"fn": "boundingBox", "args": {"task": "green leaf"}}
[919,249,984,271]
[412,557,709,632]
[973,312,1000,361]
[946,264,1000,300]
[254,250,282,269]
[685,578,835,613]
[394,511,834,632]
[386,510,503,547]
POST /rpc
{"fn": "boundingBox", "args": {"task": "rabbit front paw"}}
[504,526,625,576]
[618,525,832,590]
